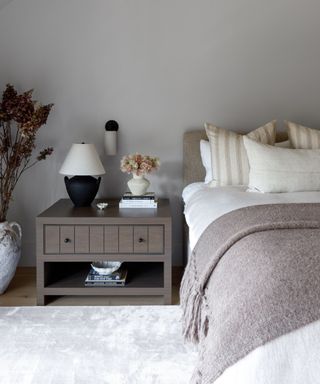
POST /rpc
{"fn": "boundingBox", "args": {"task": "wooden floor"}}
[0,267,183,306]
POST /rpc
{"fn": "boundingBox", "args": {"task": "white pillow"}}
[200,135,287,184]
[205,121,276,186]
[200,136,284,183]
[200,136,286,184]
[243,137,320,193]
[200,140,212,183]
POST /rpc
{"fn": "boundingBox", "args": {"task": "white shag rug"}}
[0,306,197,384]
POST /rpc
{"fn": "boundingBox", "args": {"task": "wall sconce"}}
[104,120,119,155]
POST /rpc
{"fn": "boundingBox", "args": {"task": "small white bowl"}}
[91,261,122,275]
[96,202,109,210]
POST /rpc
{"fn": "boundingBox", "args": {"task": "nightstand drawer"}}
[44,224,164,255]
[118,225,133,253]
[148,225,164,253]
[60,226,75,253]
[44,225,90,254]
[134,226,148,253]
[104,225,164,254]
[44,225,60,254]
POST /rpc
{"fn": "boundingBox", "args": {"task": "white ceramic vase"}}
[0,221,22,294]
[127,174,150,196]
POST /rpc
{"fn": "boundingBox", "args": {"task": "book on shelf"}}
[122,192,155,201]
[85,269,127,287]
[86,269,122,281]
[119,199,158,209]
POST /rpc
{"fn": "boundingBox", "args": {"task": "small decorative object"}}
[104,120,119,155]
[59,143,105,207]
[0,84,53,293]
[91,261,122,276]
[120,153,160,196]
[96,202,108,210]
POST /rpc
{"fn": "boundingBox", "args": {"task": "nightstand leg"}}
[164,293,171,305]
[164,260,172,305]
[36,260,46,306]
[37,294,45,306]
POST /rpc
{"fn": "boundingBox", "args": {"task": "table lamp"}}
[59,143,105,207]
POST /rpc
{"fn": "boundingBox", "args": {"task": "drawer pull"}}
[138,238,145,243]
[64,238,71,243]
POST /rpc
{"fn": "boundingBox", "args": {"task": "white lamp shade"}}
[59,143,106,176]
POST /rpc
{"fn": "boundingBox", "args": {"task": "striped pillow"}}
[286,121,320,149]
[205,121,276,186]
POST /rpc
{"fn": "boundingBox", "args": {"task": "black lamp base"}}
[64,176,101,207]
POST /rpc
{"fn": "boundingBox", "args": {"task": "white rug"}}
[0,306,197,384]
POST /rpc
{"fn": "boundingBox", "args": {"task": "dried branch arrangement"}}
[0,84,53,221]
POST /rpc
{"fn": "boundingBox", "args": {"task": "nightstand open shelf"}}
[36,199,172,305]
[44,262,164,290]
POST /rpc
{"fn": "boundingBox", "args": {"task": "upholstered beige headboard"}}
[183,130,288,187]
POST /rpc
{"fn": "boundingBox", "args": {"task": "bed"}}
[181,130,320,384]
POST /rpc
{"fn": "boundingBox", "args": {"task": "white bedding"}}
[183,182,320,250]
[182,183,320,384]
[215,318,320,384]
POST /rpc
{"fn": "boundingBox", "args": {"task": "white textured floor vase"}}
[0,306,196,384]
[0,221,22,294]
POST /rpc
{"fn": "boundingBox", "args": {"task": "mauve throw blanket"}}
[181,203,320,383]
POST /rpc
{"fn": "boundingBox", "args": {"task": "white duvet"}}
[182,183,320,384]
[183,182,320,250]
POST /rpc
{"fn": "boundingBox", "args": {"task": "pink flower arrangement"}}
[120,153,160,176]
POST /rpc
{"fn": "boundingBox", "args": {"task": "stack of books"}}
[85,268,127,286]
[119,192,158,209]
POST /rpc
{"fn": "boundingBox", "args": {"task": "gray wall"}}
[1,0,320,266]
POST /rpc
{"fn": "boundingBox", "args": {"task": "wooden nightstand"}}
[36,198,172,305]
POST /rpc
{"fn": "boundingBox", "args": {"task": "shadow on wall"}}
[99,154,127,198]
[157,161,184,265]
[0,0,13,12]
[157,161,182,197]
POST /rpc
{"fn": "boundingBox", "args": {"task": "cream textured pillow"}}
[244,137,320,193]
[200,140,213,183]
[286,121,320,149]
[275,140,291,148]
[205,121,276,186]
